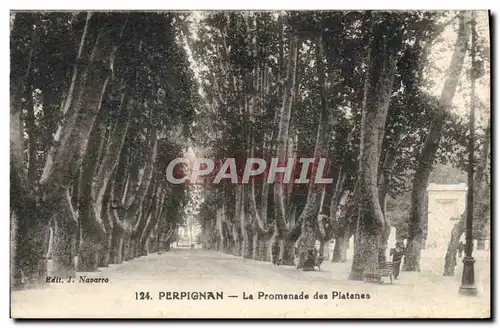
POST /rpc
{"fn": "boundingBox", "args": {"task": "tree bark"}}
[25,81,37,184]
[273,33,299,241]
[51,190,79,276]
[378,147,397,260]
[332,233,349,263]
[132,176,156,256]
[329,174,349,263]
[231,186,243,256]
[122,230,132,261]
[216,205,226,252]
[349,16,402,281]
[99,233,112,268]
[239,185,253,259]
[139,185,163,256]
[109,222,125,264]
[98,179,114,267]
[78,109,107,271]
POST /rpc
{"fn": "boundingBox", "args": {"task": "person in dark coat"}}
[390,241,406,279]
[458,241,465,258]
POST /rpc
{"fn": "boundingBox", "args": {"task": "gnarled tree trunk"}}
[272,33,300,264]
[51,190,79,276]
[349,16,402,281]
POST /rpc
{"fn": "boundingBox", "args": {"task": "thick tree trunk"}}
[78,237,101,272]
[98,233,112,267]
[257,208,271,259]
[349,16,402,281]
[247,174,273,261]
[11,206,50,288]
[129,236,140,259]
[279,238,295,265]
[404,13,470,271]
[11,136,49,286]
[216,206,226,252]
[350,219,381,281]
[332,234,347,263]
[231,223,241,256]
[201,218,217,251]
[133,179,157,256]
[252,233,260,260]
[98,188,114,268]
[239,186,252,259]
[122,230,132,261]
[160,227,175,252]
[25,82,37,184]
[51,191,79,276]
[318,239,329,260]
[78,109,107,272]
[260,238,272,262]
[377,143,398,260]
[329,174,349,263]
[272,33,300,252]
[404,179,426,271]
[139,191,163,256]
[109,223,126,264]
[296,31,330,227]
[229,186,243,256]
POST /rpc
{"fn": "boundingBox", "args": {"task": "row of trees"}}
[10,12,196,288]
[190,11,490,280]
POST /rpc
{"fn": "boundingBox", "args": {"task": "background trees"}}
[11,12,196,287]
[187,10,489,281]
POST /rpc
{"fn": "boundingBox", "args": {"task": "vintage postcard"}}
[10,9,491,318]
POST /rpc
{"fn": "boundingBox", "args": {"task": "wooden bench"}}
[378,261,395,284]
[363,262,395,284]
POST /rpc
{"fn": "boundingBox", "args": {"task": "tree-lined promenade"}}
[10,11,490,292]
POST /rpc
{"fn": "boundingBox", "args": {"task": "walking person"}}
[390,241,406,279]
[458,241,465,258]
